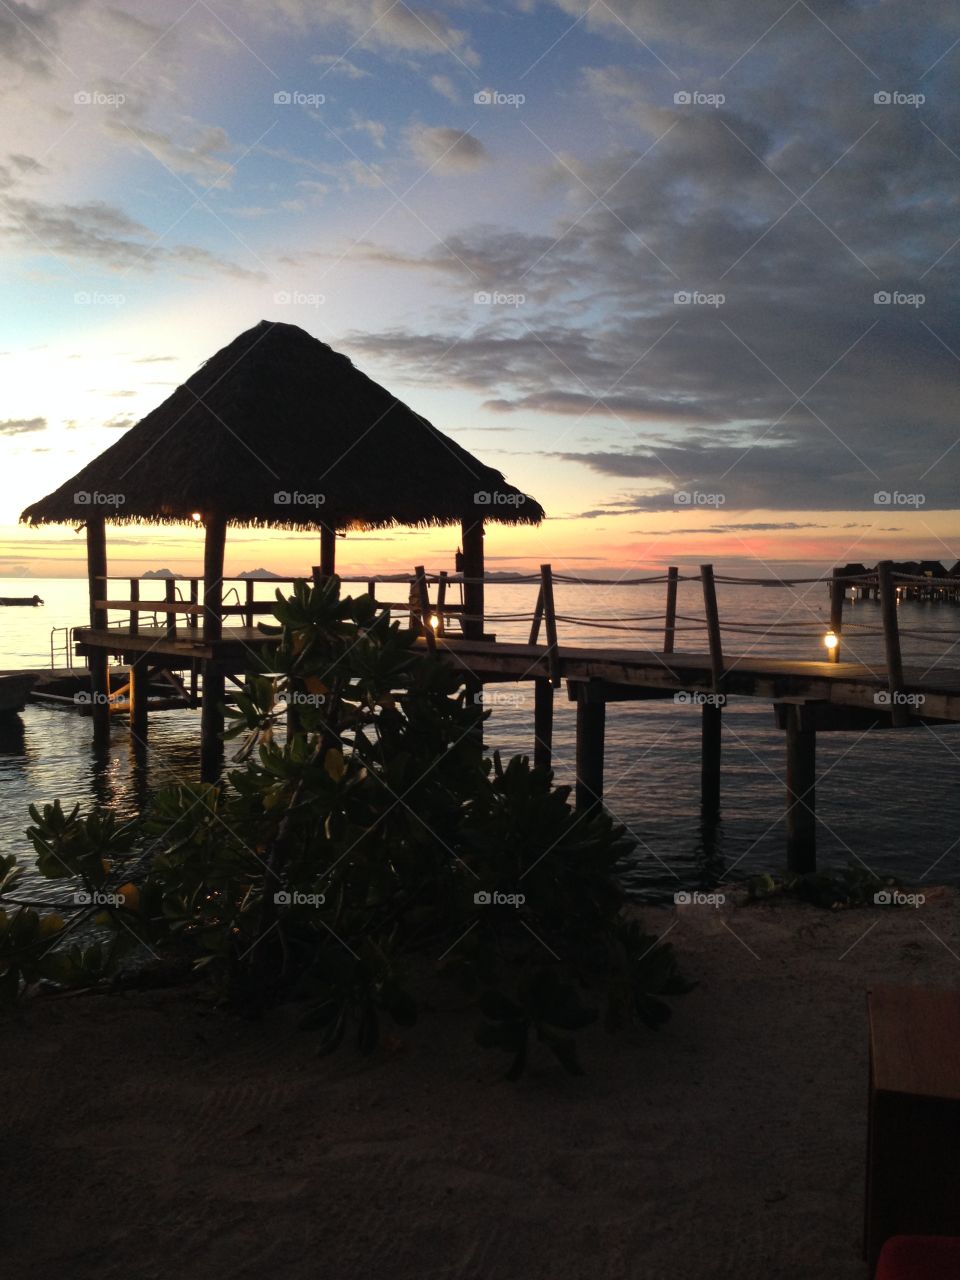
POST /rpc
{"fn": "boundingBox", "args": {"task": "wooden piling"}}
[414,565,436,651]
[189,577,199,631]
[200,662,224,784]
[461,518,485,640]
[829,567,844,663]
[129,578,139,636]
[701,699,722,819]
[130,656,149,743]
[701,564,724,692]
[319,524,337,578]
[878,560,909,727]
[541,564,560,687]
[785,704,816,872]
[664,566,679,654]
[534,678,554,771]
[86,513,110,745]
[165,577,177,640]
[575,691,605,813]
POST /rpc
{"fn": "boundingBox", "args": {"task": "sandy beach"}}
[4,889,957,1280]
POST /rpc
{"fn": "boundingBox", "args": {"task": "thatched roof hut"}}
[21,321,544,640]
[21,320,543,532]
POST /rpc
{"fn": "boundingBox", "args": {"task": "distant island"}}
[237,568,283,579]
[142,568,175,578]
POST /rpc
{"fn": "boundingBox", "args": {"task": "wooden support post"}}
[86,514,110,745]
[701,699,722,820]
[701,563,724,692]
[436,570,448,637]
[245,579,255,628]
[165,577,177,640]
[367,578,376,602]
[575,692,605,813]
[200,661,224,784]
[664,565,679,654]
[319,523,337,578]
[528,584,544,645]
[829,567,844,663]
[414,565,436,651]
[534,678,554,772]
[129,578,139,636]
[878,560,909,727]
[189,578,199,631]
[541,563,560,687]
[461,517,484,640]
[129,655,149,744]
[202,514,227,643]
[785,704,816,873]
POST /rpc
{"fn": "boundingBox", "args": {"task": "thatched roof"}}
[21,321,545,529]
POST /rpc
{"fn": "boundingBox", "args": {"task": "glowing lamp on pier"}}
[824,629,839,656]
[191,511,203,524]
[429,614,440,630]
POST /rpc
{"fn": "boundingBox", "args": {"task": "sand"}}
[3,888,958,1280]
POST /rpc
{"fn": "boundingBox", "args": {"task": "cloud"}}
[310,53,369,79]
[0,195,264,278]
[0,417,45,434]
[430,74,459,104]
[407,125,489,172]
[103,118,235,185]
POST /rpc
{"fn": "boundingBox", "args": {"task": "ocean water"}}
[2,573,960,903]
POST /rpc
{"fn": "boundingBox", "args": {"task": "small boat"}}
[0,595,43,606]
[0,672,38,714]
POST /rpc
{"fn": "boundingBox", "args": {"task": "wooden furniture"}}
[865,986,960,1270]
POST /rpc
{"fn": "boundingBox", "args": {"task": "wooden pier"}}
[64,557,960,876]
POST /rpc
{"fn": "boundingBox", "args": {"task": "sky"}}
[1,0,959,578]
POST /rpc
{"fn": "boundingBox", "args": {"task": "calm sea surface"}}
[3,574,960,903]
